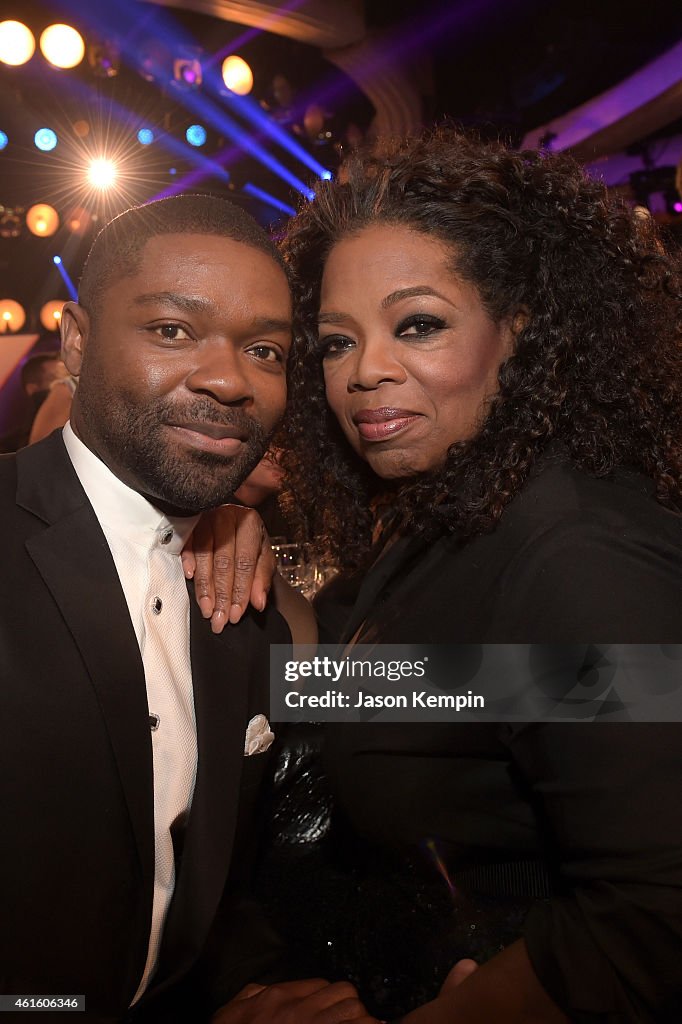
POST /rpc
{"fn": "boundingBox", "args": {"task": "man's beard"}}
[77,382,270,514]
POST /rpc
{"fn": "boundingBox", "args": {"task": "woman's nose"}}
[347,337,407,392]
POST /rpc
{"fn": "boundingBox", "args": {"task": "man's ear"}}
[60,302,90,377]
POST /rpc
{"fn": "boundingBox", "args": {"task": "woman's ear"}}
[511,307,530,337]
[60,302,90,378]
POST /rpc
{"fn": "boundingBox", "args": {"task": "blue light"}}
[243,183,296,217]
[53,255,62,265]
[186,124,207,147]
[320,170,333,180]
[137,128,154,145]
[34,128,58,152]
[169,167,177,175]
[0,131,7,151]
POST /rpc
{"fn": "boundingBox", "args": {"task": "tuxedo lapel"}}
[16,436,155,911]
[153,593,250,989]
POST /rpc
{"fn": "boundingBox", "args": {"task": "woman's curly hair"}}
[278,128,682,570]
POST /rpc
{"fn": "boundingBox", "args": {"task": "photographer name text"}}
[284,688,485,710]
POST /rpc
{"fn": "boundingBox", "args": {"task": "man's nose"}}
[185,344,253,405]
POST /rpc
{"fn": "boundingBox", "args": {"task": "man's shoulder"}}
[0,449,18,488]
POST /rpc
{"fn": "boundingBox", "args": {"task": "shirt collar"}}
[62,421,199,553]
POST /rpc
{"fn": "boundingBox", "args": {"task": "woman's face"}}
[318,224,515,479]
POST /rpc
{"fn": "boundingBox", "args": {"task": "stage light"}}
[320,170,333,180]
[40,24,85,69]
[137,128,154,145]
[34,128,58,152]
[242,183,295,217]
[0,21,35,66]
[173,57,202,90]
[53,256,77,300]
[0,300,26,333]
[26,204,59,237]
[0,131,7,151]
[186,124,207,147]
[40,300,65,332]
[222,56,253,96]
[87,158,117,188]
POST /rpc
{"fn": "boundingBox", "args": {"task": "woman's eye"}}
[318,335,355,358]
[397,315,446,337]
[248,344,283,363]
[155,324,191,341]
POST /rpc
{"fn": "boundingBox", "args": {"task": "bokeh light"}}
[137,128,154,145]
[0,299,26,333]
[40,300,65,331]
[40,24,85,69]
[26,204,60,237]
[87,158,117,188]
[0,131,7,151]
[185,124,207,147]
[222,55,253,96]
[34,128,58,152]
[0,21,35,66]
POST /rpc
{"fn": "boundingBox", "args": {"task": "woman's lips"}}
[352,408,421,441]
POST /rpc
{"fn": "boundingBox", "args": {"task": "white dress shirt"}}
[62,422,200,1003]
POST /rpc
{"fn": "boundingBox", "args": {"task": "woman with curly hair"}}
[262,130,682,1024]
[190,130,682,1022]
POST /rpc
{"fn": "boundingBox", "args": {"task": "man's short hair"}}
[78,193,284,319]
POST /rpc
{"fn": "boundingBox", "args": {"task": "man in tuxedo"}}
[0,196,373,1024]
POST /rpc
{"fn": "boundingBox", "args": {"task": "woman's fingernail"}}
[198,597,213,618]
[211,610,226,634]
[229,603,243,624]
[184,566,194,579]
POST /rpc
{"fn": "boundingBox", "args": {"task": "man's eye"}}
[155,324,191,341]
[248,344,283,363]
[397,315,446,337]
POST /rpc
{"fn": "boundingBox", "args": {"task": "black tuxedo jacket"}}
[0,433,290,1022]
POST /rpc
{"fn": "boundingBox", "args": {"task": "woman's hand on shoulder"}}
[183,504,318,647]
[182,505,276,633]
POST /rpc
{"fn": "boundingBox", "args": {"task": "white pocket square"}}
[244,714,275,756]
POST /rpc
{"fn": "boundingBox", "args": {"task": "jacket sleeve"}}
[494,518,682,1022]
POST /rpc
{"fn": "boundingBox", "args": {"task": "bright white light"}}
[222,55,253,96]
[88,158,117,188]
[40,24,85,69]
[0,21,35,66]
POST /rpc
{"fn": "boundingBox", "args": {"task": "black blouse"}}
[312,454,682,1022]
